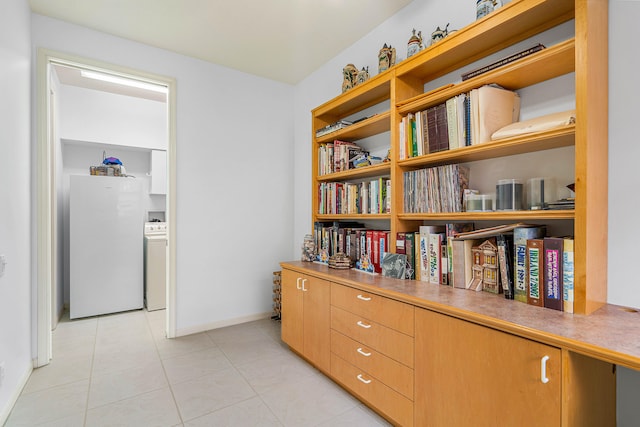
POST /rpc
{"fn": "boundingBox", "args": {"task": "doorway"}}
[35,49,178,367]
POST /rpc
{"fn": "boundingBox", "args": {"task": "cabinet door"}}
[302,275,331,373]
[150,149,167,195]
[281,269,304,353]
[415,308,561,427]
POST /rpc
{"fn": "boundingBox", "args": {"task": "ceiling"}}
[30,0,414,85]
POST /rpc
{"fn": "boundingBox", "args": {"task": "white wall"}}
[31,14,295,334]
[0,0,34,423]
[292,0,640,423]
[59,85,167,150]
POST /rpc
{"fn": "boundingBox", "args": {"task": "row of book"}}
[393,223,574,313]
[318,140,369,175]
[313,221,390,274]
[403,164,469,213]
[318,178,390,215]
[399,84,521,160]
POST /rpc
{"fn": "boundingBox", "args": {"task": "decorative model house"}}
[469,238,499,292]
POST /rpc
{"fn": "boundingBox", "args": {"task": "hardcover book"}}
[405,232,416,280]
[428,232,445,285]
[419,225,445,282]
[526,238,545,307]
[469,85,521,145]
[563,237,575,314]
[543,237,564,311]
[496,234,514,299]
[451,238,480,289]
[461,43,545,81]
[513,226,546,303]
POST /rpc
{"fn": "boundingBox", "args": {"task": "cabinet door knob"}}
[540,355,550,384]
[357,347,372,357]
[356,320,372,329]
[301,279,308,292]
[296,278,302,290]
[357,374,371,384]
[357,294,372,301]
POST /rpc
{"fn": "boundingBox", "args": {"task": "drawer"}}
[331,282,414,336]
[331,353,413,427]
[331,306,414,368]
[331,330,413,399]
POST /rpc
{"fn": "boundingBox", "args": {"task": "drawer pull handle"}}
[357,374,371,384]
[356,321,371,329]
[541,355,550,384]
[357,294,371,301]
[301,279,308,292]
[357,348,371,357]
[296,278,302,290]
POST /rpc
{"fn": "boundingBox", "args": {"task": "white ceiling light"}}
[80,70,167,93]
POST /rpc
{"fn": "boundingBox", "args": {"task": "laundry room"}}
[51,63,169,323]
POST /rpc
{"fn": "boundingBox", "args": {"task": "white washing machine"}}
[144,222,167,311]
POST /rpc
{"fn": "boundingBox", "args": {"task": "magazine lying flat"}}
[452,223,534,240]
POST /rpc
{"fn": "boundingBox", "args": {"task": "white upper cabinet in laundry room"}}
[150,149,167,195]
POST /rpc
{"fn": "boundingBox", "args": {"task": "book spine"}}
[419,230,429,282]
[563,237,574,314]
[526,239,545,307]
[428,233,441,285]
[496,234,514,299]
[543,238,564,311]
[406,232,416,280]
[513,227,546,302]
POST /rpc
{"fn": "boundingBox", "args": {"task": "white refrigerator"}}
[70,175,144,319]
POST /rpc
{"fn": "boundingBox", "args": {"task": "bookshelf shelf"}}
[398,125,575,168]
[309,0,607,316]
[317,162,391,182]
[396,38,575,116]
[315,111,391,144]
[398,209,575,221]
[394,0,574,83]
[316,213,391,221]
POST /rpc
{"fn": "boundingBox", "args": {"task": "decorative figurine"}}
[407,29,424,58]
[378,44,396,74]
[342,63,358,93]
[476,0,503,20]
[356,66,370,85]
[429,23,450,46]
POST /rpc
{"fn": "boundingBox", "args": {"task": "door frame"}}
[35,48,178,366]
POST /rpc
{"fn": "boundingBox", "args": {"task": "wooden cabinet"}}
[150,149,167,195]
[309,0,608,315]
[280,269,330,373]
[281,263,620,427]
[329,282,414,426]
[414,307,615,427]
[415,308,561,426]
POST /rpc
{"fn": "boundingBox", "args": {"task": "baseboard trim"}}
[0,363,33,426]
[175,311,272,337]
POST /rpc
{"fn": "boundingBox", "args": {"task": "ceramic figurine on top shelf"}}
[356,66,370,85]
[378,43,396,74]
[476,0,503,20]
[428,23,450,46]
[407,29,424,58]
[342,63,358,93]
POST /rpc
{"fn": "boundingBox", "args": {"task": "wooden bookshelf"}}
[309,0,606,316]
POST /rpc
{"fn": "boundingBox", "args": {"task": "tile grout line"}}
[82,312,100,427]
[144,309,186,426]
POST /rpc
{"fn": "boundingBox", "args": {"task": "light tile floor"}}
[5,309,391,426]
